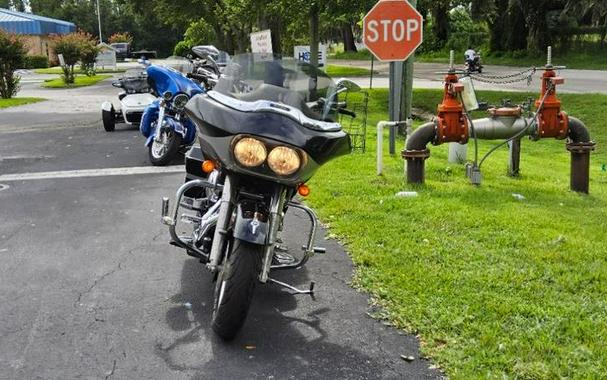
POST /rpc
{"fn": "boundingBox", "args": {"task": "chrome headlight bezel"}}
[173,93,190,110]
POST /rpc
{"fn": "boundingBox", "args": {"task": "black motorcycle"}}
[160,54,358,340]
[465,52,483,73]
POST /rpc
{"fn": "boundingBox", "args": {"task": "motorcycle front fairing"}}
[185,93,350,186]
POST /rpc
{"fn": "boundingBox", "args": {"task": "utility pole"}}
[96,0,102,43]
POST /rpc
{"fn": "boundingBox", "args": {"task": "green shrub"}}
[173,41,192,57]
[173,19,217,57]
[0,30,27,99]
[51,31,99,83]
[23,55,49,69]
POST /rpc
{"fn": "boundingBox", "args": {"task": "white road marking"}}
[0,165,184,182]
[0,184,8,191]
[0,155,55,161]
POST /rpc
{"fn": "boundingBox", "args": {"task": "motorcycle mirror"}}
[335,79,361,93]
[192,45,220,59]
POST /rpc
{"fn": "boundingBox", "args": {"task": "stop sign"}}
[363,0,423,62]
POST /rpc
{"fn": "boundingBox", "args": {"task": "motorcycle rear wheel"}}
[148,129,182,166]
[212,238,263,340]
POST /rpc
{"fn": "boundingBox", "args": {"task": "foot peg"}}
[268,278,315,295]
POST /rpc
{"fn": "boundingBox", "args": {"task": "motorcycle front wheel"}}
[148,128,182,166]
[212,238,263,340]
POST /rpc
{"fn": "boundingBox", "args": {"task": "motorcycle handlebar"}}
[338,108,356,118]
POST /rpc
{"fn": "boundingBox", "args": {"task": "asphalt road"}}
[331,60,607,94]
[0,80,441,378]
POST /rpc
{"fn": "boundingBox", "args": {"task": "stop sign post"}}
[364,0,422,153]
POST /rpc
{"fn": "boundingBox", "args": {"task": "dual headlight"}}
[233,137,302,176]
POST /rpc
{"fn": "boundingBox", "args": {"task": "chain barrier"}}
[464,67,537,86]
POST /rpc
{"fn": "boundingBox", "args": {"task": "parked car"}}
[110,42,131,60]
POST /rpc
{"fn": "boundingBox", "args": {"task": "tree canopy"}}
[8,0,605,58]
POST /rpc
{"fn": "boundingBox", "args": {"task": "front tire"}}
[148,128,182,166]
[212,238,263,340]
[102,107,115,132]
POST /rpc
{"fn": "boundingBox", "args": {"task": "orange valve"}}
[201,160,216,174]
[435,73,469,145]
[297,184,310,197]
[535,69,568,139]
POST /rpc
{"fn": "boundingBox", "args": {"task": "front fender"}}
[140,99,160,138]
[233,204,268,245]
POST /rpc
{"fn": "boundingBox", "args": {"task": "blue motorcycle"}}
[140,61,204,166]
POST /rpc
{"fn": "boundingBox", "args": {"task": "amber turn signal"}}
[297,184,310,197]
[202,160,216,174]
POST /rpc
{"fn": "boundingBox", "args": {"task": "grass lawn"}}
[0,97,45,109]
[34,67,126,75]
[325,64,374,77]
[306,88,607,379]
[42,75,112,89]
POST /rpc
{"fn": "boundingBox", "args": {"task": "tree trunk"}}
[259,13,282,56]
[489,1,508,52]
[309,3,319,68]
[342,23,357,52]
[309,3,319,100]
[506,4,528,51]
[431,2,450,45]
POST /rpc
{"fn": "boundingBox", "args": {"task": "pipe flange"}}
[401,149,431,160]
[566,141,596,154]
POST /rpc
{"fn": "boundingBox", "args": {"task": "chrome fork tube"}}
[260,187,287,283]
[154,103,165,142]
[208,175,233,270]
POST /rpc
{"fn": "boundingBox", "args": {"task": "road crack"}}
[74,262,123,307]
[104,359,117,380]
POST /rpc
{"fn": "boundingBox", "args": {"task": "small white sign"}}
[250,29,273,61]
[96,49,117,70]
[294,45,327,67]
[58,54,65,67]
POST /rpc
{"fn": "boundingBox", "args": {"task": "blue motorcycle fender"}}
[232,204,268,245]
[140,100,160,138]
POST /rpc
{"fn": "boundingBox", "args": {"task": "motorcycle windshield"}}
[212,53,339,122]
[147,64,202,98]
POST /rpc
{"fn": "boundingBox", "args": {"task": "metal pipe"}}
[469,117,534,140]
[567,116,591,143]
[565,117,595,193]
[402,121,435,184]
[508,138,522,177]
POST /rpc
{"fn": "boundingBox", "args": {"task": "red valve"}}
[535,70,568,139]
[435,73,469,145]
